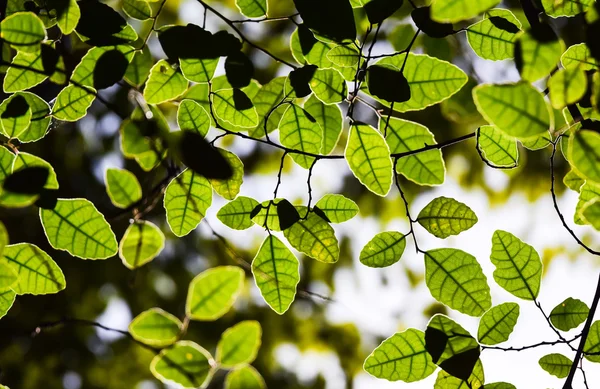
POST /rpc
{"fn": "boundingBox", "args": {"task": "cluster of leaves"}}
[1,0,600,388]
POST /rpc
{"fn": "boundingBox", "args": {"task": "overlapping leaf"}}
[164,169,212,237]
[466,9,521,61]
[279,104,322,169]
[284,209,340,263]
[314,194,358,223]
[477,125,519,168]
[1,243,65,294]
[304,95,343,154]
[144,59,188,104]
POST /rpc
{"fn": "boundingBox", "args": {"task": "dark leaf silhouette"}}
[488,16,520,34]
[581,120,600,132]
[159,25,241,61]
[47,0,71,20]
[3,166,49,195]
[424,327,448,364]
[439,348,480,381]
[289,65,318,98]
[93,50,129,89]
[232,88,254,111]
[367,65,411,103]
[177,131,233,180]
[298,24,318,56]
[1,95,30,119]
[411,6,454,38]
[23,0,41,13]
[76,1,130,46]
[364,0,403,25]
[225,51,254,89]
[586,18,600,62]
[250,204,264,219]
[293,0,356,43]
[276,200,300,230]
[312,206,331,223]
[40,44,60,76]
[529,23,558,43]
[34,189,59,210]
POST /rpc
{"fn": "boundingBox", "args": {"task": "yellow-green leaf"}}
[477,125,519,168]
[119,221,165,269]
[550,297,589,331]
[209,148,244,200]
[417,197,478,239]
[217,196,259,230]
[150,341,214,389]
[466,9,522,61]
[177,100,210,137]
[284,210,340,263]
[0,12,46,53]
[542,0,594,17]
[568,129,600,184]
[52,85,95,122]
[217,320,262,368]
[144,59,188,104]
[515,30,564,82]
[235,0,267,18]
[105,168,142,209]
[1,243,65,294]
[539,353,572,378]
[431,0,501,23]
[549,67,587,109]
[225,366,266,389]
[186,266,245,321]
[164,169,212,237]
[309,68,347,104]
[477,302,520,345]
[129,307,183,347]
[314,194,358,223]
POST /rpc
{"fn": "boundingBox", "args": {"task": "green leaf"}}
[71,45,135,88]
[539,353,572,378]
[124,46,153,87]
[119,107,167,171]
[568,129,600,184]
[1,243,66,294]
[217,196,259,230]
[225,366,266,389]
[549,67,587,109]
[235,0,267,18]
[561,43,598,71]
[549,297,589,331]
[105,168,142,209]
[209,148,244,200]
[180,58,219,83]
[482,383,516,389]
[129,307,183,347]
[516,30,564,82]
[13,152,58,189]
[164,169,212,237]
[40,198,118,259]
[564,169,585,192]
[0,221,7,257]
[0,12,46,52]
[212,88,259,128]
[309,68,347,104]
[542,0,594,17]
[51,85,95,122]
[279,104,322,168]
[217,320,262,368]
[314,194,358,223]
[584,320,600,362]
[119,221,165,270]
[473,82,552,139]
[363,328,436,382]
[383,117,446,186]
[466,9,522,61]
[434,359,485,389]
[424,248,492,316]
[345,122,392,196]
[372,53,468,112]
[251,199,283,231]
[150,341,214,389]
[144,59,188,104]
[359,231,406,268]
[417,197,478,239]
[11,91,51,142]
[284,210,340,263]
[327,45,360,67]
[123,0,152,20]
[304,95,343,154]
[252,235,300,315]
[581,198,600,230]
[4,49,49,92]
[186,266,245,321]
[0,93,32,139]
[0,262,19,292]
[431,0,501,23]
[248,77,287,138]
[575,182,600,224]
[490,230,542,300]
[56,0,80,34]
[477,302,520,345]
[477,125,519,168]
[0,290,16,319]
[177,100,210,137]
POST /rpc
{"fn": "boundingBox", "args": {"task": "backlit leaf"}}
[0,290,16,319]
[0,93,32,139]
[217,320,262,368]
[1,243,65,294]
[541,0,594,17]
[164,169,212,237]
[279,104,322,168]
[477,302,520,345]
[123,0,152,20]
[71,45,134,89]
[561,43,598,71]
[359,231,406,268]
[124,46,153,87]
[40,198,118,259]
[433,359,485,389]
[515,28,564,82]
[0,12,46,52]
[327,45,360,67]
[252,235,300,314]
[119,221,165,269]
[549,67,587,109]
[144,59,188,104]
[150,341,214,389]
[105,168,142,209]
[417,197,478,239]
[236,0,267,18]
[304,95,343,155]
[177,100,210,137]
[225,366,266,389]
[539,353,572,378]
[477,125,519,168]
[550,297,589,331]
[424,248,492,316]
[568,129,600,184]
[383,117,446,186]
[13,152,58,190]
[186,266,245,321]
[309,68,347,104]
[345,122,393,196]
[0,262,18,293]
[129,308,183,347]
[248,77,287,138]
[52,85,95,122]
[364,329,436,382]
[11,92,51,142]
[584,320,600,362]
[564,169,585,192]
[209,149,244,200]
[430,0,501,23]
[180,58,219,83]
[314,194,358,223]
[284,209,339,263]
[217,196,259,230]
[473,82,552,138]
[466,9,522,61]
[56,0,80,34]
[490,230,542,300]
[212,88,258,128]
